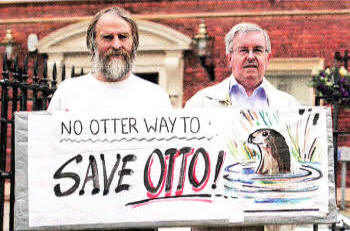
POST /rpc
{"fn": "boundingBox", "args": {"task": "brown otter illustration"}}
[248,129,290,175]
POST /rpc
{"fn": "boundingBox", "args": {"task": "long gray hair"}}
[86,7,139,58]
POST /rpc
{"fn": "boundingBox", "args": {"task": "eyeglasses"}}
[231,46,268,57]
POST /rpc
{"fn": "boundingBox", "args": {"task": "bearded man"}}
[48,7,171,111]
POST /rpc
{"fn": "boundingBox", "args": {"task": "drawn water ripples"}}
[223,162,322,204]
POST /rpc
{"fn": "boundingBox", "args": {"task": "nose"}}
[112,38,122,50]
[247,50,255,59]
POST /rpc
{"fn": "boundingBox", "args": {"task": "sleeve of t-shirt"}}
[47,85,63,112]
[159,88,173,109]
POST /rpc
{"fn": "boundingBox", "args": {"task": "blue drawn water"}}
[223,162,322,204]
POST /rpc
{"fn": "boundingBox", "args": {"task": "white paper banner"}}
[24,108,330,228]
[27,110,242,227]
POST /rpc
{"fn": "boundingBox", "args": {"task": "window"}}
[136,73,159,84]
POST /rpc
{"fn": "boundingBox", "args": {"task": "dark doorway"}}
[136,73,159,84]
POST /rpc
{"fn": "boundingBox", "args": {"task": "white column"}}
[164,50,184,108]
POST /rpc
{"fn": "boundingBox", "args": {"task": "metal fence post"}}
[9,56,21,231]
[0,53,10,231]
[51,63,57,93]
[20,56,29,111]
[40,60,49,110]
[31,58,40,111]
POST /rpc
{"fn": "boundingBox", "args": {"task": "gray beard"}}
[92,51,133,81]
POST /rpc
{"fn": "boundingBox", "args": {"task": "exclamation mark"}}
[211,151,225,189]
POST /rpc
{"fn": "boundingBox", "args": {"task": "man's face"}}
[93,13,134,81]
[226,31,271,95]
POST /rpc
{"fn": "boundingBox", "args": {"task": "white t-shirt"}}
[47,73,172,111]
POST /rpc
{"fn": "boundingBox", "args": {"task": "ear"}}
[265,52,272,69]
[267,52,272,61]
[226,53,232,68]
[267,51,272,63]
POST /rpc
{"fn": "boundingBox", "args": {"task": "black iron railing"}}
[314,94,350,231]
[0,53,84,231]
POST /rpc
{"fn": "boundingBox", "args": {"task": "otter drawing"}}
[247,129,290,175]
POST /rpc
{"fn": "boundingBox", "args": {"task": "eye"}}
[262,131,269,137]
[239,48,249,55]
[102,35,113,41]
[253,47,264,55]
[118,34,129,40]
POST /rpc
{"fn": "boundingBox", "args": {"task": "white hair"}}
[224,23,271,54]
[92,50,133,81]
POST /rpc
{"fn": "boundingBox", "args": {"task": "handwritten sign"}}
[15,108,336,230]
[25,110,241,228]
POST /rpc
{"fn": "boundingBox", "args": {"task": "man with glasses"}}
[185,23,299,231]
[185,22,299,109]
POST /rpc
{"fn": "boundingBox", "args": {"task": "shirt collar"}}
[230,75,266,94]
[229,75,269,106]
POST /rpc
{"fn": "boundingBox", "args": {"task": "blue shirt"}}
[229,76,269,109]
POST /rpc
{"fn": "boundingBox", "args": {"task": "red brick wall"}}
[2,0,350,100]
